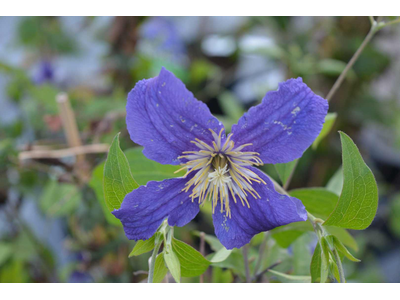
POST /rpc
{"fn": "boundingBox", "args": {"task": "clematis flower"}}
[113,68,328,249]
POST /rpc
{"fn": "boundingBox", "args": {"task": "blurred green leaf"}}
[0,243,13,267]
[263,242,292,275]
[103,133,139,212]
[310,242,322,283]
[164,245,181,283]
[271,219,357,251]
[208,247,232,263]
[389,194,400,238]
[192,231,224,251]
[324,132,378,229]
[290,188,338,219]
[172,238,210,278]
[271,230,306,248]
[218,91,245,122]
[129,235,156,257]
[268,269,311,283]
[292,234,312,275]
[274,159,298,186]
[212,267,233,283]
[189,59,217,85]
[0,260,28,283]
[212,249,245,277]
[30,84,60,113]
[317,59,356,79]
[18,17,76,54]
[312,113,337,149]
[153,253,168,283]
[326,167,343,196]
[13,232,36,262]
[40,179,81,217]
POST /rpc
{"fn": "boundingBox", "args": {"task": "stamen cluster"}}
[176,129,265,217]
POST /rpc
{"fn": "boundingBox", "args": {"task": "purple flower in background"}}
[33,60,54,85]
[113,68,328,249]
[140,17,186,62]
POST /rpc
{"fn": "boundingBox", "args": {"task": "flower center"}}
[175,128,265,217]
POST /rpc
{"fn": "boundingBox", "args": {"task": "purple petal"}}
[231,78,328,164]
[112,176,199,241]
[212,167,307,249]
[126,67,224,165]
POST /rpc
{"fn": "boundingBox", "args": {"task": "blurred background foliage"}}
[0,16,400,283]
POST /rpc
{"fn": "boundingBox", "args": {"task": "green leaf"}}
[125,147,184,185]
[103,133,139,212]
[212,267,233,283]
[330,260,341,283]
[324,226,358,251]
[212,249,246,277]
[0,260,29,283]
[271,220,358,251]
[319,238,330,283]
[95,146,183,190]
[271,230,306,248]
[330,235,360,262]
[310,242,322,283]
[324,132,379,229]
[172,239,210,277]
[129,235,156,257]
[89,164,122,226]
[389,193,400,238]
[40,179,81,217]
[164,246,181,283]
[0,243,13,267]
[317,59,356,79]
[274,159,298,186]
[289,188,338,219]
[313,113,337,150]
[153,253,168,283]
[292,234,312,275]
[192,231,224,251]
[268,269,311,283]
[208,247,232,263]
[92,142,183,225]
[326,166,343,196]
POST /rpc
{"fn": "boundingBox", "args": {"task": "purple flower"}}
[113,68,328,249]
[33,60,54,85]
[140,17,186,62]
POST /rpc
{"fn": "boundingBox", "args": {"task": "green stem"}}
[377,17,400,30]
[148,223,168,283]
[368,16,375,25]
[148,240,162,283]
[333,248,346,283]
[325,20,378,102]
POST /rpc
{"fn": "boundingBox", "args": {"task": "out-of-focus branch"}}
[19,144,109,161]
[57,93,84,162]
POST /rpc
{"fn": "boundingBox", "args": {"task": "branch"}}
[19,144,109,161]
